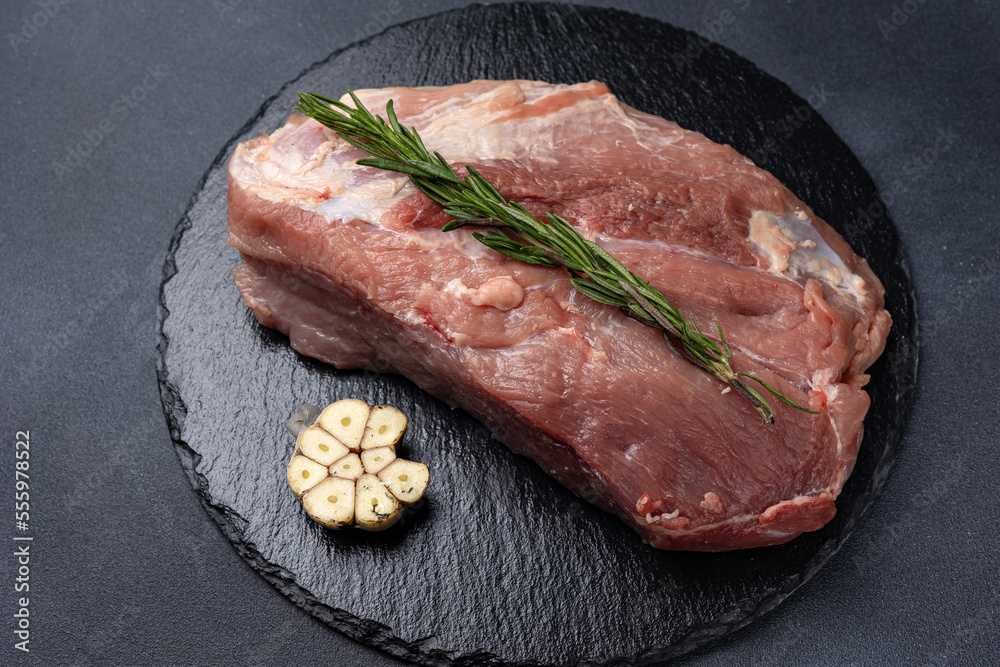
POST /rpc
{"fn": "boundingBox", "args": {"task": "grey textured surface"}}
[1,1,997,665]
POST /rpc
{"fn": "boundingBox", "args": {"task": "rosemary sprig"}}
[294,91,819,424]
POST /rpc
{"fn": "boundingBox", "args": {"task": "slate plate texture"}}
[156,3,917,665]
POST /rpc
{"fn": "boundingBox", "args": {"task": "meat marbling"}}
[226,80,891,551]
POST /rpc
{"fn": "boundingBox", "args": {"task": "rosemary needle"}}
[294,90,819,424]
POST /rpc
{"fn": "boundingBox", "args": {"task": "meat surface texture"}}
[227,80,891,551]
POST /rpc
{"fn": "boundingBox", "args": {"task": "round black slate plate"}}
[156,4,917,665]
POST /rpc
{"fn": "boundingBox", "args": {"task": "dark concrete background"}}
[1,1,996,665]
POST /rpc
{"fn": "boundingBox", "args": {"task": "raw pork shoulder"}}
[227,80,891,551]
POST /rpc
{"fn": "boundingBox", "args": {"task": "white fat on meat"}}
[748,209,869,303]
[444,276,524,311]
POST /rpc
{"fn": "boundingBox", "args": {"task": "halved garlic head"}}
[286,399,429,530]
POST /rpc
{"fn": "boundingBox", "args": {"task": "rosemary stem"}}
[293,91,820,424]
